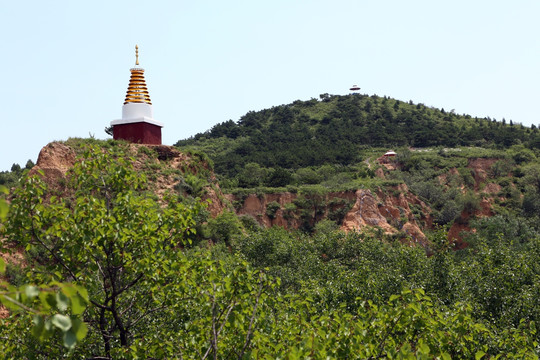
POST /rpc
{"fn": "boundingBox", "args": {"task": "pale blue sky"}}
[1,0,539,171]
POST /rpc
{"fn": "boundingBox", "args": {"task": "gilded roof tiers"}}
[124,45,152,105]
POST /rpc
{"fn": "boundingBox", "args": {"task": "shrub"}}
[238,214,261,232]
[266,201,281,219]
[522,191,540,217]
[461,191,481,213]
[489,159,514,178]
[436,200,461,225]
[176,174,208,197]
[498,178,511,187]
[458,167,476,188]
[314,219,339,233]
[295,167,322,185]
[327,198,354,225]
[511,147,536,164]
[137,146,157,157]
[206,211,243,245]
[4,262,26,286]
[283,203,297,219]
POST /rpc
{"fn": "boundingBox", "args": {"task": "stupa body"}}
[110,46,163,144]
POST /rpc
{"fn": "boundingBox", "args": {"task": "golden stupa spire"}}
[124,45,152,105]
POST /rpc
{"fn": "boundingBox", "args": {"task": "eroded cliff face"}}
[232,184,432,244]
[342,189,395,232]
[230,155,507,246]
[30,142,76,192]
[231,192,300,229]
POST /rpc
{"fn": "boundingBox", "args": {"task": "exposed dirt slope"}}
[30,142,227,217]
[230,192,300,229]
[231,184,432,244]
[27,142,508,247]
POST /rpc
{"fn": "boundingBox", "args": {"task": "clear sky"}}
[1,0,539,171]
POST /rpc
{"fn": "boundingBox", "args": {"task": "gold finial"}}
[135,45,139,66]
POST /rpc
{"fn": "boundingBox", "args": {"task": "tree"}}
[265,201,281,219]
[3,145,278,359]
[295,167,322,184]
[206,210,243,245]
[237,162,267,188]
[0,185,7,221]
[25,159,35,170]
[1,187,89,355]
[489,159,514,178]
[436,200,461,225]
[264,167,292,187]
[521,163,540,192]
[5,145,201,357]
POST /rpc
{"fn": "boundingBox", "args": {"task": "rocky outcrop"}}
[33,142,76,174]
[29,142,76,191]
[342,185,431,243]
[342,189,395,233]
[377,155,398,170]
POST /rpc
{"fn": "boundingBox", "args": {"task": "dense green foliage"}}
[0,145,537,358]
[1,181,88,352]
[2,146,198,357]
[234,224,540,328]
[176,94,540,179]
[1,145,540,358]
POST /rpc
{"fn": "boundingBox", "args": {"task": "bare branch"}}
[129,306,166,328]
[113,273,143,297]
[1,294,40,314]
[30,222,79,282]
[238,274,265,359]
[201,284,218,360]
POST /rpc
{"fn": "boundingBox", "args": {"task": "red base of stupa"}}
[113,122,162,145]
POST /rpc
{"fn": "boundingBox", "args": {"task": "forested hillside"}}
[175,93,540,240]
[176,93,540,177]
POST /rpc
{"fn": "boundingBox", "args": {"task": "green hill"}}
[173,93,540,238]
[175,93,540,178]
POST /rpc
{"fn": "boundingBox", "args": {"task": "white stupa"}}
[110,45,164,144]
